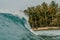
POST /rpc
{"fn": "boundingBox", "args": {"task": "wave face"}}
[0,12,42,40]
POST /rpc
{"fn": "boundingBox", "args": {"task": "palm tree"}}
[41,2,48,26]
[49,1,58,26]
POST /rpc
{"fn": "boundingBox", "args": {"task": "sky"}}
[0,0,60,10]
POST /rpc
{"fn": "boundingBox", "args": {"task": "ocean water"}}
[34,30,60,40]
[0,10,43,40]
[0,10,60,40]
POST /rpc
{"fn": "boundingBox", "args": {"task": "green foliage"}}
[24,1,60,28]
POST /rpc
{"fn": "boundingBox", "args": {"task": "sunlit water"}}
[0,10,60,40]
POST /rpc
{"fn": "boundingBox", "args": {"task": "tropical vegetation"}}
[24,1,60,28]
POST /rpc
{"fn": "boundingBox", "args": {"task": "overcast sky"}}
[0,0,60,10]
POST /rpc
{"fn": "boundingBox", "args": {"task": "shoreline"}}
[32,27,60,31]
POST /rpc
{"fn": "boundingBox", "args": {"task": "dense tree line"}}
[24,1,60,28]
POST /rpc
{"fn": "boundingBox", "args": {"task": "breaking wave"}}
[0,10,43,40]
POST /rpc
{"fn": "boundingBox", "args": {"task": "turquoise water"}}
[0,12,60,40]
[0,13,43,40]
